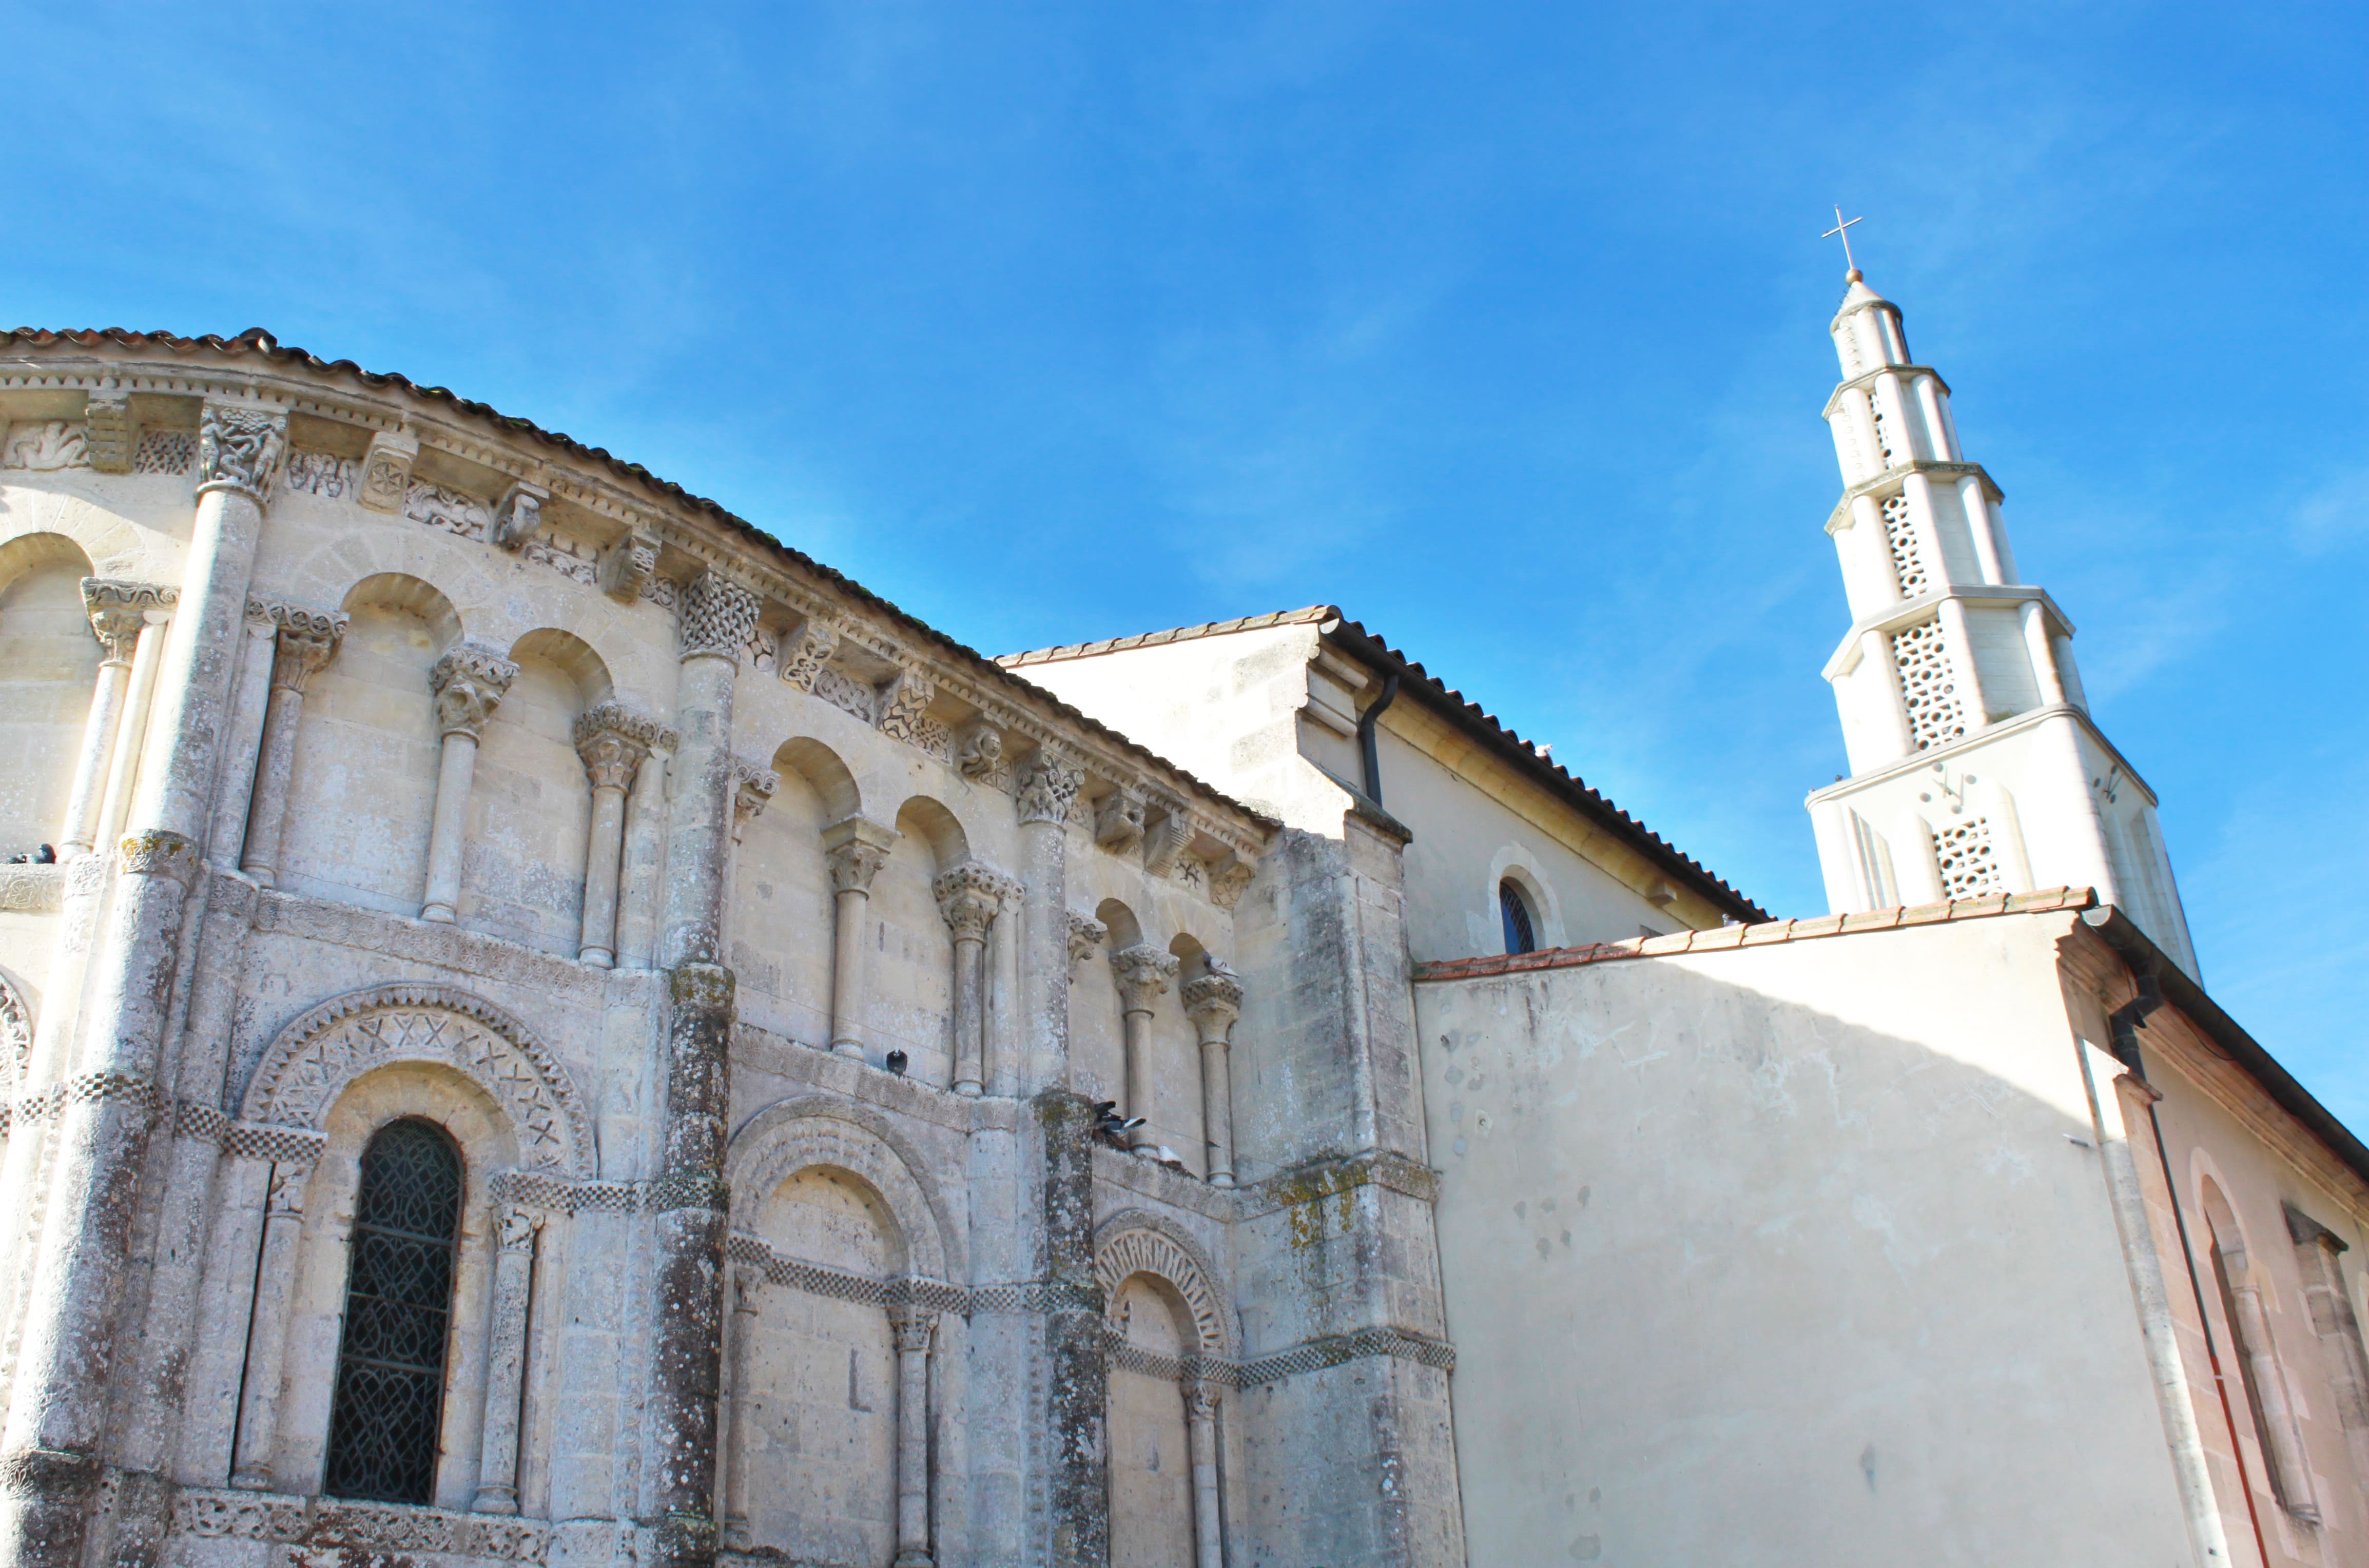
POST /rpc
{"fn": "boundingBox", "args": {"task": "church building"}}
[0,267,2357,1568]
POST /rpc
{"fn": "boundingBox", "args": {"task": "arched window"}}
[1499,879,1537,955]
[324,1118,464,1504]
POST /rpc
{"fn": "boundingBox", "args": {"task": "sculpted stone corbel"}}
[1207,851,1258,911]
[732,757,781,831]
[778,615,842,692]
[1142,796,1193,878]
[430,644,519,739]
[1095,789,1147,854]
[197,402,288,501]
[599,522,661,602]
[955,718,1003,778]
[82,390,134,473]
[491,480,550,552]
[359,426,420,514]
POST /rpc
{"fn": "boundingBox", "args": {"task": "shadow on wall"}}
[1415,952,2194,1568]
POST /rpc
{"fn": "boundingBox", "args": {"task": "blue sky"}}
[9,4,2366,1119]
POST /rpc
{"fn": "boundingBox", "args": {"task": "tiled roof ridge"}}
[2,326,1278,837]
[997,605,1342,666]
[1412,886,2099,982]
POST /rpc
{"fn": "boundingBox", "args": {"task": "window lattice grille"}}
[1868,389,1898,466]
[1499,881,1537,955]
[1881,494,1926,597]
[1890,618,1966,751]
[1933,816,2004,899]
[324,1119,462,1506]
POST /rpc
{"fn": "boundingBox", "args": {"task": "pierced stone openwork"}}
[1932,816,2004,899]
[1880,493,1925,597]
[323,1118,463,1506]
[243,986,593,1178]
[1889,617,1965,752]
[1868,389,1898,466]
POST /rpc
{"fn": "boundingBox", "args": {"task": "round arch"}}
[1094,1211,1230,1357]
[893,794,970,873]
[772,736,863,822]
[725,1096,958,1281]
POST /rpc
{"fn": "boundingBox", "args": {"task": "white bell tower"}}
[1802,263,2199,976]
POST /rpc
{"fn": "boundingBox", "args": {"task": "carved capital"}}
[1094,789,1147,853]
[732,757,781,827]
[491,481,549,552]
[933,862,1009,941]
[429,644,519,740]
[498,1206,542,1253]
[1066,911,1108,967]
[777,617,841,692]
[269,621,343,694]
[1142,796,1192,877]
[955,718,1003,778]
[82,390,134,473]
[359,427,420,514]
[265,1165,306,1219]
[1109,943,1180,1013]
[1181,960,1245,1032]
[1185,1382,1220,1422]
[889,1309,937,1355]
[1016,753,1084,826]
[823,817,899,894]
[677,568,762,662]
[574,708,653,793]
[599,523,660,602]
[82,579,172,663]
[116,829,196,884]
[196,402,288,500]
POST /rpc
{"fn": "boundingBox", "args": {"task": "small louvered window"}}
[323,1118,463,1504]
[1499,880,1538,955]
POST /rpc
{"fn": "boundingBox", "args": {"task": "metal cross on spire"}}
[1822,206,1863,276]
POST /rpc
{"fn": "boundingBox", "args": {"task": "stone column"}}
[205,609,280,872]
[1185,1382,1224,1568]
[1181,961,1245,1189]
[933,866,1007,1095]
[93,606,172,856]
[1109,945,1179,1156]
[238,616,346,888]
[720,1268,758,1549]
[615,735,675,970]
[228,1163,309,1489]
[420,644,518,924]
[1015,754,1083,1093]
[0,403,283,1568]
[474,1206,542,1513]
[823,818,896,1059]
[650,566,759,1568]
[54,590,144,860]
[889,1308,935,1567]
[573,707,652,968]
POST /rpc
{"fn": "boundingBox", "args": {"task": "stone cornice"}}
[1820,361,1954,420]
[1822,459,2003,533]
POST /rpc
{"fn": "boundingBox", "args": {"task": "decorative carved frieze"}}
[1066,911,1108,967]
[599,523,660,602]
[1109,944,1180,1013]
[813,664,876,725]
[956,718,1003,778]
[1094,789,1147,854]
[359,427,419,513]
[491,480,549,552]
[876,668,934,742]
[2,421,89,471]
[82,391,133,473]
[280,450,362,499]
[430,644,519,740]
[196,403,288,500]
[404,480,491,540]
[778,617,841,692]
[132,429,195,475]
[678,567,763,661]
[1017,753,1084,826]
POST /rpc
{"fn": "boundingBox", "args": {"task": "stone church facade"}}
[0,271,2363,1568]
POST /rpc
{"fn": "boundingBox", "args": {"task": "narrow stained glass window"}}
[1499,879,1537,956]
[323,1117,462,1505]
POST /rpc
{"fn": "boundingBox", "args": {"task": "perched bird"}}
[885,1049,908,1075]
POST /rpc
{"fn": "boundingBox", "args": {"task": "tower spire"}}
[1821,205,1865,281]
[1802,273,2199,975]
